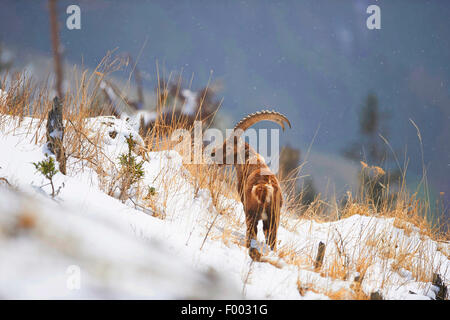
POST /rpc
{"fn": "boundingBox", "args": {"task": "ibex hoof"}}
[249,247,262,262]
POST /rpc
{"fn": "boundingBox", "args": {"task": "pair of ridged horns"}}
[233,109,291,133]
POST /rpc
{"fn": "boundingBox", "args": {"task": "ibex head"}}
[211,109,291,165]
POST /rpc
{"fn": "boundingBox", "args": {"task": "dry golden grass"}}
[267,159,447,299]
[349,280,371,300]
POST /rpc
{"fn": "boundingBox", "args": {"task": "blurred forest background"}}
[0,0,448,219]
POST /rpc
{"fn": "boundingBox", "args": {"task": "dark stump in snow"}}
[370,291,383,300]
[314,242,326,271]
[433,273,448,300]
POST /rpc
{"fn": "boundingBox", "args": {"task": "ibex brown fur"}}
[212,110,291,260]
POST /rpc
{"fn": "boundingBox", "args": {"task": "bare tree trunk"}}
[47,96,66,175]
[48,0,64,99]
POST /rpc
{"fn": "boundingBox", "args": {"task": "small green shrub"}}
[33,154,59,197]
[145,186,157,198]
[118,134,145,201]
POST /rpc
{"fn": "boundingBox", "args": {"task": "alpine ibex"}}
[211,110,291,261]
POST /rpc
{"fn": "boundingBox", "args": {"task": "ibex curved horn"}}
[233,109,291,134]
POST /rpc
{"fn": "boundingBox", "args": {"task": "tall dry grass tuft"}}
[0,54,129,187]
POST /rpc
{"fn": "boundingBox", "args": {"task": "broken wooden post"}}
[46,96,66,175]
[370,291,383,300]
[314,241,326,271]
[432,273,448,300]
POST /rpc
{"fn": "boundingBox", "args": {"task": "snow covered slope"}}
[0,115,448,299]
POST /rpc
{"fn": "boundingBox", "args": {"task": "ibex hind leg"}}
[246,214,263,261]
[263,207,279,251]
[245,213,259,249]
